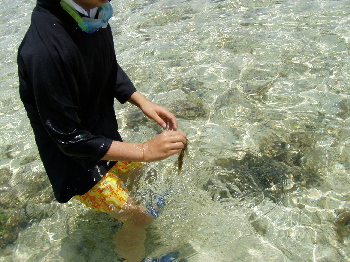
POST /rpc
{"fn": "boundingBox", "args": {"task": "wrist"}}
[102,141,148,162]
[141,143,145,162]
[128,91,148,108]
[141,142,149,162]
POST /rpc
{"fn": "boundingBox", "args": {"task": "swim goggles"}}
[60,0,113,34]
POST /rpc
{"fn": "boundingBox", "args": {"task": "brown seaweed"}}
[177,139,189,175]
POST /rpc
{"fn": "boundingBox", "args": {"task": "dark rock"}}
[0,168,11,185]
[171,99,209,120]
[334,210,350,244]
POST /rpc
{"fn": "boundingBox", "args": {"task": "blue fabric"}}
[143,252,179,262]
[80,3,113,34]
[60,0,113,34]
[145,191,170,217]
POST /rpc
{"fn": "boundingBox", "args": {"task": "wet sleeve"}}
[114,63,137,104]
[22,49,112,170]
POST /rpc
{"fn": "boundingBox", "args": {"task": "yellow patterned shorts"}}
[74,161,143,212]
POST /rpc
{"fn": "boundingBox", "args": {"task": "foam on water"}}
[1,0,350,261]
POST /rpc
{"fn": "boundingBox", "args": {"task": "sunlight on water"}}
[1,0,350,261]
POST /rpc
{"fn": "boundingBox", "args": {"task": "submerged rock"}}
[0,208,27,248]
[160,77,205,93]
[0,168,18,209]
[123,109,149,131]
[334,210,350,244]
[203,133,321,206]
[0,163,55,250]
[0,168,11,185]
[249,212,270,236]
[203,153,295,205]
[171,98,209,120]
[336,99,350,119]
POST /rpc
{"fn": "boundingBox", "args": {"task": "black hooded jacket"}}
[18,0,137,202]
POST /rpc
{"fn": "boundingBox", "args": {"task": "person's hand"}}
[143,131,187,162]
[140,100,178,131]
[128,91,178,130]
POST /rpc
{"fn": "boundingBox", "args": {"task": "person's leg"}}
[74,162,156,262]
[109,198,154,262]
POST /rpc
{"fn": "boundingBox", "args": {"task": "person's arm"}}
[18,45,113,170]
[111,62,186,162]
[101,130,187,162]
[102,91,186,162]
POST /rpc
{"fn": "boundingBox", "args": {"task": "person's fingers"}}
[151,113,167,129]
[142,131,187,162]
[168,130,187,139]
[172,141,185,149]
[167,120,178,131]
[166,115,178,131]
[157,110,178,130]
[172,137,187,146]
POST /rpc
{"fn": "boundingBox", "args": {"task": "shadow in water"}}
[59,211,123,262]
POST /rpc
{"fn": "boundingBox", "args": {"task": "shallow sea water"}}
[1,0,350,261]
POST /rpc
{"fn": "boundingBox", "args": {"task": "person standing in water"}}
[17,0,187,261]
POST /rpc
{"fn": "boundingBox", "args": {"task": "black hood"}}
[37,0,61,9]
[36,0,111,9]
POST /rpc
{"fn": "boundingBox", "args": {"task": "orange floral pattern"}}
[74,161,143,212]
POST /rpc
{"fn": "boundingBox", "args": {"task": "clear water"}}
[1,0,350,261]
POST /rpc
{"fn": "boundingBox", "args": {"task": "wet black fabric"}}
[18,0,137,202]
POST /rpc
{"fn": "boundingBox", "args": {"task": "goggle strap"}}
[60,0,91,33]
